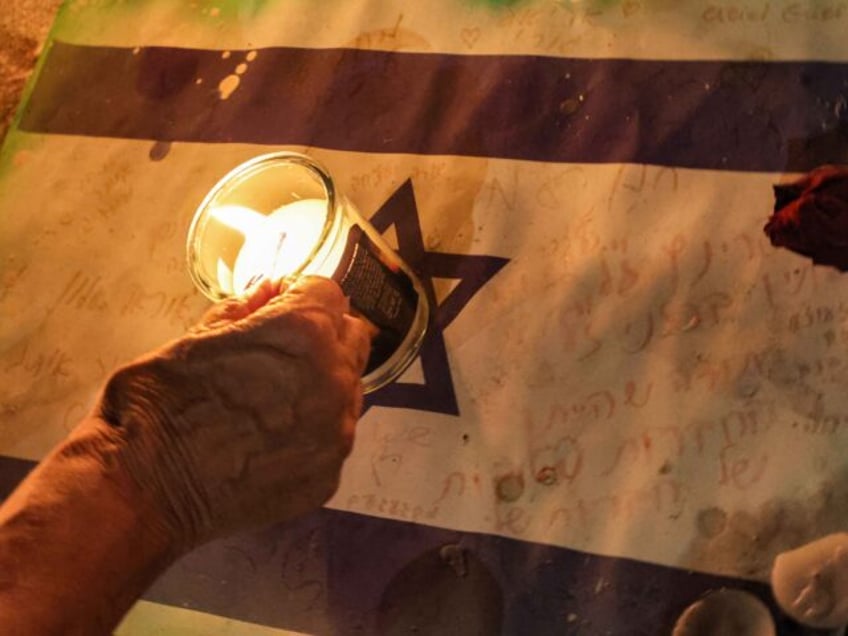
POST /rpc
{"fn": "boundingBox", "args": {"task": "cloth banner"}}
[2,1,848,633]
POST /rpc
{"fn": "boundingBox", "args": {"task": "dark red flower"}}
[764,165,848,271]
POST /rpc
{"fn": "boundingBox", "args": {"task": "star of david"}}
[362,180,509,416]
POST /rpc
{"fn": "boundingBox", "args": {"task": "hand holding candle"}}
[187,152,429,392]
[96,276,371,548]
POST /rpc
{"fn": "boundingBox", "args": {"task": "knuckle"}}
[294,275,343,301]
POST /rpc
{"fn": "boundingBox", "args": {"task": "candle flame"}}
[209,204,267,237]
[216,257,234,294]
[209,200,328,295]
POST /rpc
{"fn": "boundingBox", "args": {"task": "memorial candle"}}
[187,152,429,392]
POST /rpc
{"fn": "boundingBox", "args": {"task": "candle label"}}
[333,225,419,373]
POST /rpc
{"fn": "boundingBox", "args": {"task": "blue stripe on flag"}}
[18,42,848,172]
[0,455,825,635]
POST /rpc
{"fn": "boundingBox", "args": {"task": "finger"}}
[350,310,380,340]
[196,296,251,330]
[245,277,289,313]
[195,278,283,332]
[339,409,359,456]
[249,276,349,337]
[234,276,360,363]
[340,313,372,376]
[279,276,350,319]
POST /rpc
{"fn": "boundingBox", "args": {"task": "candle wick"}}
[270,230,288,277]
[245,273,263,291]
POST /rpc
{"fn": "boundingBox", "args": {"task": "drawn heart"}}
[460,27,481,49]
[622,0,641,17]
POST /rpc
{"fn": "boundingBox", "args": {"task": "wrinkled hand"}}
[96,276,371,550]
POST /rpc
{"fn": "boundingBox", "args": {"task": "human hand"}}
[96,276,371,550]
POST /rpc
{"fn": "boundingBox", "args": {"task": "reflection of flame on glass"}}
[216,257,234,292]
[209,201,327,295]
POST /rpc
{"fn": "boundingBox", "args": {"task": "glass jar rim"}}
[186,151,338,301]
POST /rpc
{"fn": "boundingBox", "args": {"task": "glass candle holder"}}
[186,151,429,393]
